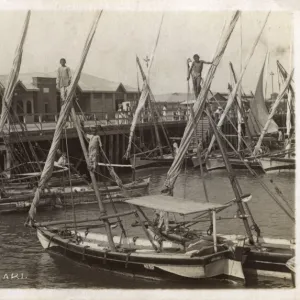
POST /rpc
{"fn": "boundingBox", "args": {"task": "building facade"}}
[0,72,139,124]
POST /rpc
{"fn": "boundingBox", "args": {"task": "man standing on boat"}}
[86,128,102,172]
[187,54,213,98]
[56,149,67,167]
[56,58,72,103]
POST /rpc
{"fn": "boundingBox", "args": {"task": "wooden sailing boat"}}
[201,15,274,172]
[125,15,192,170]
[160,11,295,283]
[26,11,251,285]
[258,61,295,173]
[0,12,149,214]
[204,60,268,172]
[126,56,178,170]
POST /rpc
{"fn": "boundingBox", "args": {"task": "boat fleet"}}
[0,10,295,287]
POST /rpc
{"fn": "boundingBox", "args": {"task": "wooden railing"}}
[4,109,189,133]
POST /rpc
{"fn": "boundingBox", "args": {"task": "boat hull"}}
[0,177,150,214]
[191,156,206,168]
[131,156,193,170]
[260,157,295,173]
[131,156,174,170]
[36,228,245,284]
[219,234,294,282]
[205,158,263,172]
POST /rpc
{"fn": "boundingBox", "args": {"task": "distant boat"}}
[0,176,150,214]
[259,156,295,173]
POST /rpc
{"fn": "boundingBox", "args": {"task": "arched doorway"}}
[26,100,32,114]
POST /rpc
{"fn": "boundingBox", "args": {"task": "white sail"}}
[247,54,278,136]
[0,11,31,132]
[26,11,103,224]
[163,11,241,192]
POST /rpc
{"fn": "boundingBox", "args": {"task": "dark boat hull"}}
[205,158,263,172]
[131,156,193,170]
[0,177,150,214]
[260,157,295,173]
[36,228,245,284]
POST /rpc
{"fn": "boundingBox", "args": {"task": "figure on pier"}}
[187,54,212,98]
[56,58,72,103]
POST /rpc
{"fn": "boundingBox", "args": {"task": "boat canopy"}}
[126,195,229,215]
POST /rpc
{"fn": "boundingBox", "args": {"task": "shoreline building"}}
[0,72,139,124]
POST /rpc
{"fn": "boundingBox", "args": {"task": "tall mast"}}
[26,11,104,225]
[205,108,255,244]
[0,11,31,133]
[205,12,270,159]
[136,57,164,158]
[237,14,242,152]
[285,31,293,157]
[70,108,115,250]
[163,11,241,192]
[253,69,294,155]
[229,63,253,142]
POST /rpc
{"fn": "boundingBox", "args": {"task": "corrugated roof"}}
[0,71,137,93]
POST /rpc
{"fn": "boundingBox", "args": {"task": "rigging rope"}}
[213,122,294,221]
[147,13,164,78]
[64,127,77,234]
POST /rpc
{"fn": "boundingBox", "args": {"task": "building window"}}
[26,101,32,114]
[43,87,49,93]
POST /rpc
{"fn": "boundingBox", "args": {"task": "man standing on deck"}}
[57,58,72,103]
[187,54,213,98]
[86,128,102,172]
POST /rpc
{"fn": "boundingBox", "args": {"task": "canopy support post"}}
[134,206,159,252]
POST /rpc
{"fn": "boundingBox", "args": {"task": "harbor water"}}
[0,167,295,289]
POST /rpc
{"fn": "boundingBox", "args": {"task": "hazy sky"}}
[0,10,293,96]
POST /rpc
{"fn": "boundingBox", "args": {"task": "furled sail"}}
[124,15,164,159]
[247,55,278,136]
[0,11,31,132]
[124,80,149,159]
[26,11,103,225]
[162,11,241,193]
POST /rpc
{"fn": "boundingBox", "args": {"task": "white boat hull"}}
[36,228,245,283]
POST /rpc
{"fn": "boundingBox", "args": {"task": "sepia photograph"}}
[0,1,297,299]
